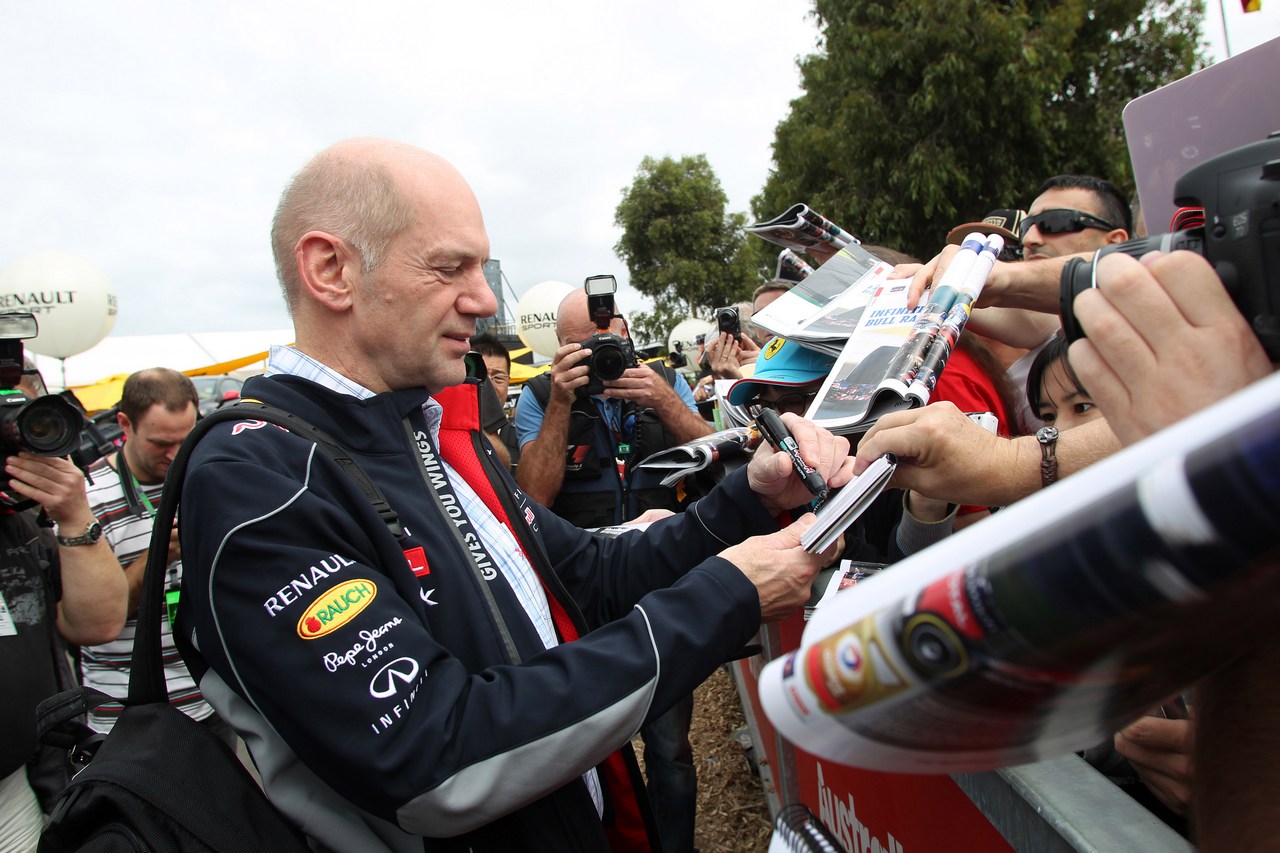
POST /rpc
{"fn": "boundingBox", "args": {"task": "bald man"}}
[516,288,710,526]
[175,138,854,852]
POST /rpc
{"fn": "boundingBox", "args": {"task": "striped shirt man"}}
[80,457,211,732]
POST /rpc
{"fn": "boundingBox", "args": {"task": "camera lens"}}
[1060,234,1197,343]
[592,342,628,381]
[7,396,84,456]
[1059,257,1094,344]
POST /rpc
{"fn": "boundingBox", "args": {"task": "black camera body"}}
[69,406,125,471]
[579,275,638,396]
[1061,133,1280,359]
[714,306,741,338]
[0,313,88,460]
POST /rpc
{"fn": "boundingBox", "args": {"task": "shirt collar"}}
[265,344,443,439]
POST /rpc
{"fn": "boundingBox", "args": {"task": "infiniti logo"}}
[369,656,421,699]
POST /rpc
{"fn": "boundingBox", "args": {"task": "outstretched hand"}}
[853,402,1018,506]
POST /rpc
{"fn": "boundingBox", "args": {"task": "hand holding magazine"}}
[803,235,1002,434]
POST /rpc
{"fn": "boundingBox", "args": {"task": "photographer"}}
[704,304,763,381]
[80,368,229,742]
[0,363,126,848]
[514,284,711,853]
[515,287,710,525]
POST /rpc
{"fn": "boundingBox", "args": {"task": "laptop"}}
[1123,36,1280,234]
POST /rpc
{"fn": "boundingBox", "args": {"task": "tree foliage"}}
[753,0,1205,264]
[614,155,758,344]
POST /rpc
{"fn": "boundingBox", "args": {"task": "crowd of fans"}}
[0,136,1270,853]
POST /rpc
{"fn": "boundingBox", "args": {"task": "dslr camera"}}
[0,313,88,461]
[1060,133,1280,360]
[579,274,637,396]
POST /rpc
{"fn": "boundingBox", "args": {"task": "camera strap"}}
[115,446,155,519]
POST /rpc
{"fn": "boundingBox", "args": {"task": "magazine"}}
[803,235,1001,434]
[775,249,815,283]
[634,426,759,487]
[801,453,897,554]
[747,203,858,254]
[751,244,894,345]
[759,368,1280,773]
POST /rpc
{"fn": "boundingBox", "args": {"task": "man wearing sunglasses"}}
[908,176,1133,426]
[1020,175,1132,261]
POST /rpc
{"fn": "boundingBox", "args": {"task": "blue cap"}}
[727,337,835,406]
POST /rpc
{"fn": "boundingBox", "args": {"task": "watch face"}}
[86,521,103,542]
[1037,426,1059,444]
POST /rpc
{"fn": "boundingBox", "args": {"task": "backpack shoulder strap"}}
[227,401,406,542]
[127,400,405,705]
[651,360,680,389]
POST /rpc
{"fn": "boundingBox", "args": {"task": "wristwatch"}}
[57,519,104,547]
[1036,426,1060,489]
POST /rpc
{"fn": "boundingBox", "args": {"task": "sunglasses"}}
[745,389,818,419]
[1017,209,1118,240]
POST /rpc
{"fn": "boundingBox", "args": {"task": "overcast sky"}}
[2,2,1276,341]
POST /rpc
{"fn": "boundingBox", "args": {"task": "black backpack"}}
[36,403,404,852]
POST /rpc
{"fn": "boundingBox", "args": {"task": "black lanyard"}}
[403,406,522,664]
[116,448,155,519]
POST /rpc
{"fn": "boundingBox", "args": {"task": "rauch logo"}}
[296,579,378,640]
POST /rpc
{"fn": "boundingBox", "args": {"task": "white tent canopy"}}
[32,329,293,390]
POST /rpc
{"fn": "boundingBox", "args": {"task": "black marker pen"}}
[756,408,828,502]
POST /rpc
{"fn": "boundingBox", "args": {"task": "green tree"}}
[614,155,758,345]
[753,0,1205,264]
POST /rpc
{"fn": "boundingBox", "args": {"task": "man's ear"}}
[296,231,360,311]
[1104,228,1131,246]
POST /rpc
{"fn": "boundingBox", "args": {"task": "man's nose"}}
[462,268,499,317]
[1021,224,1042,248]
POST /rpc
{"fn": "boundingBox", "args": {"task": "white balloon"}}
[0,251,117,358]
[516,280,574,358]
[667,318,713,355]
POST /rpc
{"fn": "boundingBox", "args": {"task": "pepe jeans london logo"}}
[322,616,403,673]
[296,579,377,639]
